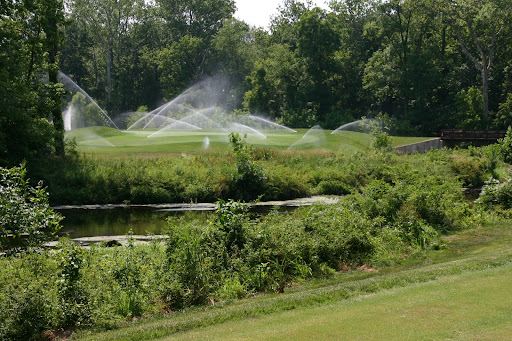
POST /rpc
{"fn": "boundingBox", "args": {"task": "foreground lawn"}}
[76,221,512,340]
[172,264,512,340]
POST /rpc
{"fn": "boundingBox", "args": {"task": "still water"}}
[55,205,293,239]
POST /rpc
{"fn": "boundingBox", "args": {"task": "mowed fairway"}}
[171,264,512,341]
[66,127,432,156]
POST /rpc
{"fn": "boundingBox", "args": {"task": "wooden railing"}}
[440,129,506,141]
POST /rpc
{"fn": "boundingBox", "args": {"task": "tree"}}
[0,165,62,251]
[327,0,381,122]
[158,35,206,98]
[211,19,260,110]
[363,0,456,134]
[297,8,340,123]
[270,0,313,48]
[437,0,512,121]
[65,0,144,112]
[40,0,66,155]
[156,0,235,43]
[243,44,313,126]
[0,0,66,165]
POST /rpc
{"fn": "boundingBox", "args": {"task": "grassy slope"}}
[172,265,512,340]
[76,221,512,341]
[66,127,432,156]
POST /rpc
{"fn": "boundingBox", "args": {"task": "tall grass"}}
[1,144,505,339]
[30,145,500,205]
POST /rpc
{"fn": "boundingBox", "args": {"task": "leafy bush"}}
[476,176,512,210]
[164,219,217,308]
[228,133,267,200]
[0,150,479,337]
[161,160,474,305]
[315,179,351,195]
[0,253,61,341]
[449,154,486,188]
[499,126,512,164]
[371,128,393,153]
[57,239,90,327]
[0,165,62,251]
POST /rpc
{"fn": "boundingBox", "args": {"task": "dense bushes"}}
[30,143,501,205]
[205,169,472,295]
[1,146,491,339]
[476,176,512,210]
[0,240,167,340]
[0,165,62,251]
[227,133,267,200]
[499,127,512,164]
[0,175,475,339]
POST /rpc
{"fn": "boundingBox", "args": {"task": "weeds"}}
[1,145,509,339]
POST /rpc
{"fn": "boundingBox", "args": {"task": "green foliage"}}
[499,127,512,164]
[315,180,351,196]
[215,199,249,253]
[111,236,150,317]
[0,254,61,341]
[69,92,108,129]
[125,112,145,130]
[164,218,216,308]
[0,0,65,165]
[1,147,491,337]
[158,35,205,98]
[278,107,318,129]
[36,142,503,206]
[455,87,486,129]
[476,176,512,210]
[159,154,476,306]
[228,133,267,200]
[22,0,511,139]
[371,129,393,153]
[0,165,62,251]
[0,241,168,339]
[493,93,512,129]
[448,154,487,188]
[57,239,90,326]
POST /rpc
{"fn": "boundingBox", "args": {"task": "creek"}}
[54,197,338,239]
[54,204,290,239]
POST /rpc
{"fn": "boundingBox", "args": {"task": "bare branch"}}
[452,24,480,68]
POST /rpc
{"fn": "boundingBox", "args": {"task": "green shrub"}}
[372,129,392,153]
[0,254,61,341]
[264,165,310,200]
[499,127,512,164]
[164,219,216,308]
[57,239,90,327]
[228,133,267,200]
[315,179,351,195]
[449,154,487,188]
[216,276,246,300]
[111,237,148,317]
[0,165,62,252]
[476,177,512,210]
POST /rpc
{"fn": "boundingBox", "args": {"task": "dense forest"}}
[2,0,512,165]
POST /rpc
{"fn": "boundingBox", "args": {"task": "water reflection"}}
[56,205,294,238]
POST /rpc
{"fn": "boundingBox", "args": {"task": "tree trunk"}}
[48,14,65,156]
[481,65,490,122]
[49,66,65,156]
[106,42,112,103]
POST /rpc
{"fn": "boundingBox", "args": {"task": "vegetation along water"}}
[3,0,512,339]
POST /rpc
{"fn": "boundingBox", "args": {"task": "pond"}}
[55,204,294,239]
[54,197,338,239]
